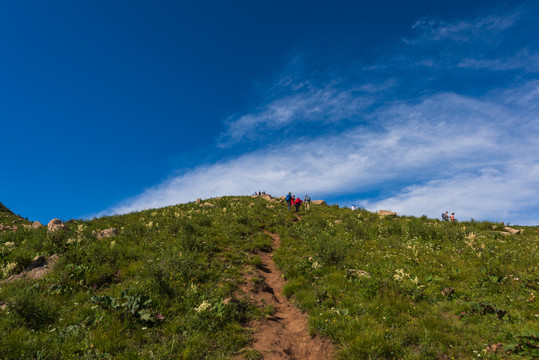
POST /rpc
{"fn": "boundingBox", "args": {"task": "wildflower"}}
[1,262,17,277]
[394,269,410,282]
[194,301,212,312]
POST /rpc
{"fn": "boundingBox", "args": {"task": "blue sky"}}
[1,1,538,225]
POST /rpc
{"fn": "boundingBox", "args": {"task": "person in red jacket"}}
[294,196,303,212]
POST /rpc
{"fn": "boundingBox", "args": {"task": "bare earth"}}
[241,231,334,360]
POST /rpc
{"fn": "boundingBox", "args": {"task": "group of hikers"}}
[441,211,456,222]
[285,192,311,212]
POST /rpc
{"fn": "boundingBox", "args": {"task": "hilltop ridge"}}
[0,201,28,227]
[0,201,15,217]
[0,195,537,359]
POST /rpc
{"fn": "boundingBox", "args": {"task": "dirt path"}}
[241,231,334,360]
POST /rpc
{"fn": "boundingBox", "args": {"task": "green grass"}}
[273,206,539,359]
[0,197,538,359]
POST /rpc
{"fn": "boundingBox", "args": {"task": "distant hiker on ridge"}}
[450,212,456,222]
[304,195,311,210]
[285,192,293,211]
[441,211,449,221]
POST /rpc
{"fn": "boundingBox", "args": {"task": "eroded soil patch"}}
[240,231,334,360]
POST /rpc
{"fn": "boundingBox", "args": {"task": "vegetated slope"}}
[0,201,27,225]
[0,202,30,236]
[0,202,14,215]
[0,197,538,359]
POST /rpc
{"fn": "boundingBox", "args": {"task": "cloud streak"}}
[219,79,374,146]
[410,12,519,43]
[100,84,539,224]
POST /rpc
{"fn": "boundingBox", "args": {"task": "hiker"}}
[441,211,449,221]
[304,195,311,210]
[294,196,303,212]
[351,205,356,210]
[285,192,292,211]
[450,213,456,222]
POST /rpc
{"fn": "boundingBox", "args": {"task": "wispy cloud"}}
[458,49,539,72]
[219,79,374,146]
[398,5,539,74]
[410,12,519,43]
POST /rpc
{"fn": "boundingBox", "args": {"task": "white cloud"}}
[99,87,539,225]
[360,163,539,225]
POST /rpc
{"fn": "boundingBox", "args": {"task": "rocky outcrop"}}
[1,254,59,284]
[31,221,44,229]
[347,268,371,278]
[93,228,119,239]
[47,219,67,233]
[24,255,47,270]
[377,210,397,217]
[200,202,216,208]
[312,200,327,205]
[504,226,520,235]
[0,224,18,232]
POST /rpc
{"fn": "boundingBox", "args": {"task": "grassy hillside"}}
[0,197,537,359]
[0,201,28,226]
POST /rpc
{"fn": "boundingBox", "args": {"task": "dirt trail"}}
[241,231,334,360]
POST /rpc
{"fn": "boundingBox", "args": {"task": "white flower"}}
[394,269,409,282]
[1,262,17,277]
[194,301,212,312]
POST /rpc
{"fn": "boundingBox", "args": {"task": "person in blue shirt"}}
[441,211,449,221]
[285,192,292,211]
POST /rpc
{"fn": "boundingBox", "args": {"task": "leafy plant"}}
[504,331,539,357]
[91,290,162,324]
